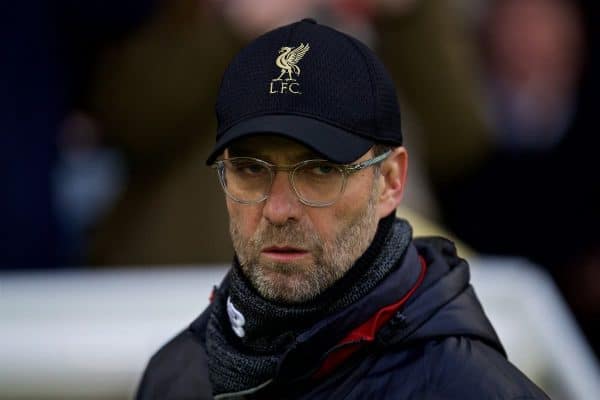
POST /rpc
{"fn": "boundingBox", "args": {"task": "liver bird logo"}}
[273,43,310,81]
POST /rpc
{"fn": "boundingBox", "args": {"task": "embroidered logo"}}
[269,43,310,95]
[226,296,246,338]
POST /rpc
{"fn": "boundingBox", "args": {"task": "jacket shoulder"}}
[381,336,548,399]
[339,336,548,400]
[423,337,549,399]
[136,328,212,400]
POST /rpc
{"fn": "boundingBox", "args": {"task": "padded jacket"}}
[137,237,549,399]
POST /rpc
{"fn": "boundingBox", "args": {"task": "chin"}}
[256,268,321,303]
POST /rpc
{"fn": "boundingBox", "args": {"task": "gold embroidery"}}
[270,43,310,94]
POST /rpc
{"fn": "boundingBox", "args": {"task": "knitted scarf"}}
[205,214,412,397]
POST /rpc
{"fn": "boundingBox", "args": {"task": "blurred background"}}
[1,0,598,399]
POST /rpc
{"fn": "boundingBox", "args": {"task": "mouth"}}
[261,246,310,262]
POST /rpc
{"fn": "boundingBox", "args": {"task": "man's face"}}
[225,135,382,303]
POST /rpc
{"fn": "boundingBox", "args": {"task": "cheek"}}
[307,195,369,244]
[306,209,337,243]
[330,176,376,227]
[339,175,376,213]
[227,201,262,238]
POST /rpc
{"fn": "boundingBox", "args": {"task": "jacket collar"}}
[270,244,426,383]
[399,237,505,355]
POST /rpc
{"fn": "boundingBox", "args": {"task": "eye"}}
[306,162,337,176]
[229,159,268,176]
[243,163,265,175]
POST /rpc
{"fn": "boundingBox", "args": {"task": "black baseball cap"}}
[206,18,402,165]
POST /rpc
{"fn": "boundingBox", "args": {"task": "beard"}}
[229,188,380,304]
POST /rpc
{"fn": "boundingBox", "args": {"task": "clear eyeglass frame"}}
[211,150,392,207]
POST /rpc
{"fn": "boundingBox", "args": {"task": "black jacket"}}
[137,237,549,399]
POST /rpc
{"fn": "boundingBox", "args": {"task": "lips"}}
[261,246,310,262]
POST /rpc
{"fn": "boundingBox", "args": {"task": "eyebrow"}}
[228,148,323,163]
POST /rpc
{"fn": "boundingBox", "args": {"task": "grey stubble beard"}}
[229,187,380,303]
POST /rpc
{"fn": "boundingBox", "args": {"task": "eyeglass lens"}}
[220,158,345,205]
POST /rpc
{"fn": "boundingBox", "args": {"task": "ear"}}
[376,147,408,219]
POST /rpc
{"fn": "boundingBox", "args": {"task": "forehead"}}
[227,135,323,163]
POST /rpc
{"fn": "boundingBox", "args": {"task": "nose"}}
[262,171,302,225]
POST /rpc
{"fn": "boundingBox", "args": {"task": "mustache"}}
[248,222,322,251]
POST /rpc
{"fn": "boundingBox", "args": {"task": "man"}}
[137,19,548,399]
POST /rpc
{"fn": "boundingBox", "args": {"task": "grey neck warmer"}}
[205,214,412,397]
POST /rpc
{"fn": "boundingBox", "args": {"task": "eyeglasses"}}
[212,150,391,207]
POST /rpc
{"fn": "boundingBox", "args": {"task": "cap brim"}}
[206,115,375,165]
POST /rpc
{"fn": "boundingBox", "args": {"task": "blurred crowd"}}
[1,0,598,353]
